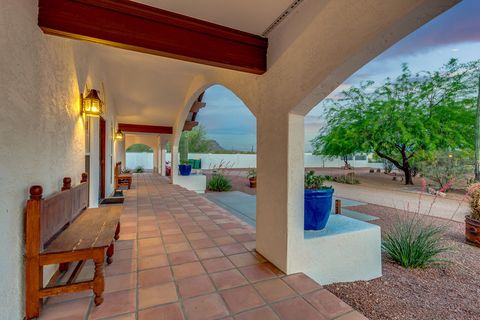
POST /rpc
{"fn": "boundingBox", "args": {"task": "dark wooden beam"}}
[190,101,206,113]
[118,123,173,134]
[38,0,268,74]
[183,121,199,132]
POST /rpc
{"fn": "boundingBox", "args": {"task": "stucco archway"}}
[170,81,257,183]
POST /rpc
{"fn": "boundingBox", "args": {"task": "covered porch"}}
[0,0,462,318]
[37,173,363,319]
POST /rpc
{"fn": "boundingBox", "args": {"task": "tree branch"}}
[374,150,404,170]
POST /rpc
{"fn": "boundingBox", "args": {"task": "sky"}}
[197,0,480,152]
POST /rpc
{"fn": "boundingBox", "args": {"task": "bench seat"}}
[44,206,122,254]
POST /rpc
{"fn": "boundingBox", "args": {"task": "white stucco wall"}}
[126,152,154,170]
[0,1,118,317]
[127,152,383,170]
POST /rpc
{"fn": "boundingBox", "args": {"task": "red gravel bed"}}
[326,204,480,320]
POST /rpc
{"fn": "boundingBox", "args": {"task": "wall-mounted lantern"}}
[81,89,103,117]
[114,129,124,140]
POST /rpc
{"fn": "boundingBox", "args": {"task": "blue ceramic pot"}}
[179,164,192,176]
[304,188,334,230]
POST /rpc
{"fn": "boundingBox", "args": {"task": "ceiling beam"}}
[118,123,173,134]
[38,0,268,74]
[190,101,206,113]
[183,121,199,132]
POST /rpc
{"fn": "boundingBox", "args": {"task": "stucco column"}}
[89,117,100,208]
[256,112,304,273]
[116,137,126,170]
[170,137,178,183]
[160,142,167,176]
[153,144,159,173]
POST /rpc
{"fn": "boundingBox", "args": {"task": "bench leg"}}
[106,242,114,264]
[115,222,120,241]
[25,259,41,320]
[93,253,105,306]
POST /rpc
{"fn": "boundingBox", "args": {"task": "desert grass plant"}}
[208,174,232,192]
[382,216,448,268]
[381,178,463,268]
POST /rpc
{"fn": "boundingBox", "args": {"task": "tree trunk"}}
[400,146,414,185]
[375,148,413,185]
[403,164,414,185]
[475,74,480,181]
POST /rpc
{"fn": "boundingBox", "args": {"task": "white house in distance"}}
[1,0,461,318]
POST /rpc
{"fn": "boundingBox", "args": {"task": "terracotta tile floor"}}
[39,173,367,320]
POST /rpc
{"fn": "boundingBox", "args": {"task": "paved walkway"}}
[39,174,366,320]
[331,182,469,222]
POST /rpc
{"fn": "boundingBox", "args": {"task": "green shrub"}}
[304,171,332,190]
[333,175,360,184]
[208,174,232,192]
[134,166,144,173]
[382,217,448,268]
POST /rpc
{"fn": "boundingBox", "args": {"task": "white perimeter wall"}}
[126,152,384,169]
[126,153,154,170]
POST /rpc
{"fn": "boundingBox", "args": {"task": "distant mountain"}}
[206,139,225,152]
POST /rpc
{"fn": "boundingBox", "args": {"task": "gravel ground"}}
[326,204,480,320]
[205,170,480,319]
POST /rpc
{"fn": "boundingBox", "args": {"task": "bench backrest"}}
[115,162,122,179]
[26,174,89,253]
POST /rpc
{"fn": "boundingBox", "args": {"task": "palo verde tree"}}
[311,125,361,168]
[313,59,478,184]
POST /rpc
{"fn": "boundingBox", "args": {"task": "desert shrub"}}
[208,174,232,192]
[469,185,480,220]
[418,150,472,190]
[333,174,360,185]
[382,217,448,268]
[383,160,394,174]
[134,166,144,173]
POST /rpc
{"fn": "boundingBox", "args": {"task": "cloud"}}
[379,0,480,59]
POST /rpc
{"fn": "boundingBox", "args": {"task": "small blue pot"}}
[304,188,334,230]
[179,164,192,176]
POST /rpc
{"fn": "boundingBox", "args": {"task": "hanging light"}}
[81,89,103,117]
[114,129,124,140]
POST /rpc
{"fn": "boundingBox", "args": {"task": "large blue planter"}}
[304,188,334,230]
[179,164,192,176]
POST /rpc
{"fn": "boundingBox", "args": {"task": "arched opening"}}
[126,143,154,172]
[171,84,258,213]
[297,0,479,292]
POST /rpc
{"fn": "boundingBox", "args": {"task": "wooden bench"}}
[115,161,132,190]
[25,173,122,320]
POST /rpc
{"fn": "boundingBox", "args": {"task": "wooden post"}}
[61,177,71,191]
[25,186,43,319]
[335,199,342,215]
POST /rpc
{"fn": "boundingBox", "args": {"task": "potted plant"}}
[178,132,191,176]
[304,171,334,230]
[179,160,192,176]
[466,185,480,246]
[247,168,256,188]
